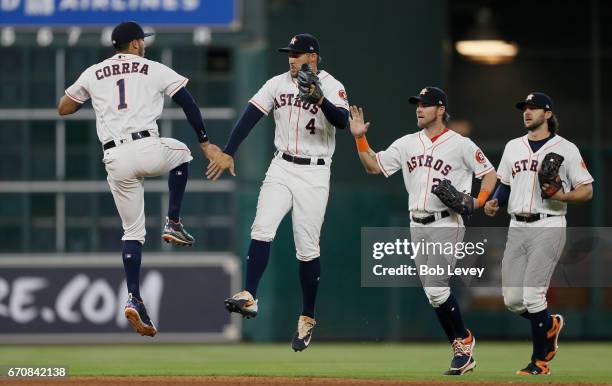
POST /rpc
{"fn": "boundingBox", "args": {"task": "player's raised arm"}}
[170,87,221,162]
[349,105,381,174]
[297,63,349,129]
[206,103,265,180]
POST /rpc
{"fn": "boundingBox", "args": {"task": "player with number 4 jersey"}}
[207,33,349,352]
[349,87,497,376]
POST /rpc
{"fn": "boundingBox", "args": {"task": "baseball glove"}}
[539,152,565,199]
[297,63,323,104]
[433,179,474,216]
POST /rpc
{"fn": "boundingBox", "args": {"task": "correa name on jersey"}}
[273,93,320,115]
[406,155,452,176]
[95,62,149,80]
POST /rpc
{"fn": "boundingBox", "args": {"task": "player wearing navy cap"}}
[208,33,349,352]
[58,21,221,337]
[349,86,497,375]
[485,92,593,375]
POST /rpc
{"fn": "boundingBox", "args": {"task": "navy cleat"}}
[292,315,316,352]
[124,293,157,337]
[161,217,195,246]
[224,290,258,319]
[444,329,476,375]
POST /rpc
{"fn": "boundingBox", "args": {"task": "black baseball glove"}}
[539,152,565,199]
[297,63,323,104]
[433,179,474,216]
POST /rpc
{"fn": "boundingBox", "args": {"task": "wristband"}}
[477,190,490,207]
[355,136,369,152]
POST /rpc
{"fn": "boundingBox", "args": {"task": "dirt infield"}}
[4,376,607,386]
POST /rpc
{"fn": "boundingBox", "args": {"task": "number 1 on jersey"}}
[116,79,127,110]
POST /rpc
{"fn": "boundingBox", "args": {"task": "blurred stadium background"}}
[0,0,611,347]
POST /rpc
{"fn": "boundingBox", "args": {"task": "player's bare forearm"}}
[349,105,379,174]
[480,170,497,195]
[474,170,497,209]
[553,183,593,203]
[57,95,82,116]
[200,142,222,162]
[358,148,381,174]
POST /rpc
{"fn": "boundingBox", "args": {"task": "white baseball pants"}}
[102,135,193,243]
[251,156,330,261]
[410,214,465,307]
[502,215,567,314]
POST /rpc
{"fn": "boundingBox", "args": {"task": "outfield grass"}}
[1,342,611,383]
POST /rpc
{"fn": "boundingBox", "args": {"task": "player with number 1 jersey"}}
[58,21,221,338]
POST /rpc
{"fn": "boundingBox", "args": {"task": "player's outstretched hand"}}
[349,105,370,138]
[483,198,499,217]
[200,142,222,162]
[206,152,236,180]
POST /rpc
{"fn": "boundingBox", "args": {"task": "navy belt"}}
[411,210,450,225]
[103,130,151,151]
[276,151,325,166]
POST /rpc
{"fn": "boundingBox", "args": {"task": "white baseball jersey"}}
[65,53,188,144]
[497,134,594,216]
[249,70,349,158]
[376,129,494,213]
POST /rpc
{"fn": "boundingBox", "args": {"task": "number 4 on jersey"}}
[306,118,316,134]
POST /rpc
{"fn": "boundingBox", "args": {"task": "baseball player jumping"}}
[206,34,349,351]
[484,92,593,375]
[58,21,221,337]
[349,87,497,375]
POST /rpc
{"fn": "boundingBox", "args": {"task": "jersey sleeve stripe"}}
[573,178,594,188]
[65,90,86,104]
[168,78,189,97]
[474,166,494,178]
[249,100,269,115]
[376,152,390,177]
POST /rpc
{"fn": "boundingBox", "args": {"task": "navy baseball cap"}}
[515,92,553,111]
[409,87,448,108]
[278,33,320,55]
[111,21,154,48]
